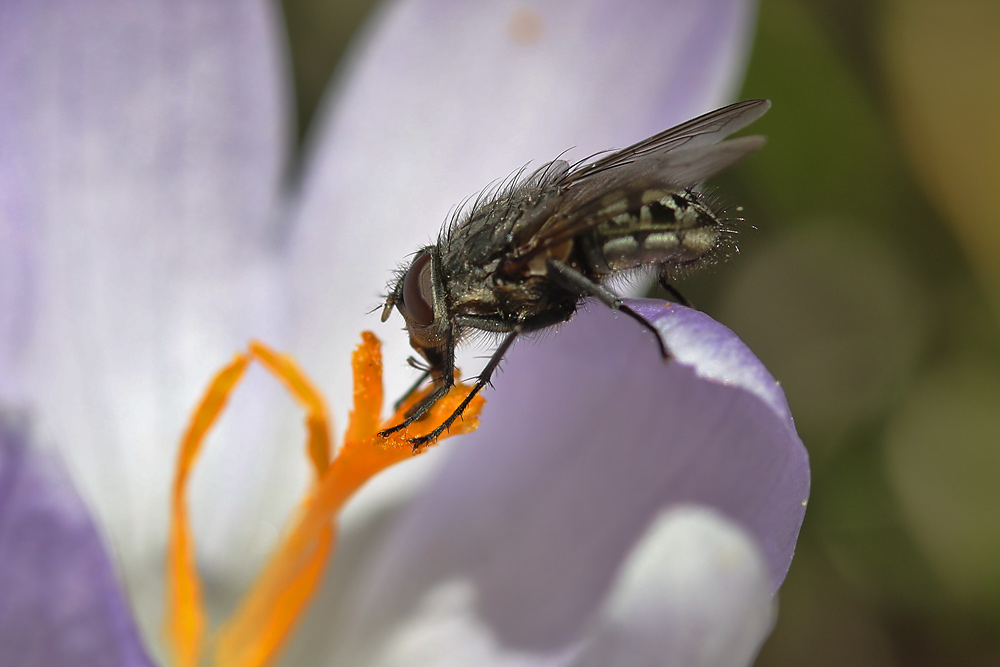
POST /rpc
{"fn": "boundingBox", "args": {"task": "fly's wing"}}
[566,99,769,185]
[507,99,770,259]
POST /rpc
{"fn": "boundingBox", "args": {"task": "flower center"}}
[163,332,483,667]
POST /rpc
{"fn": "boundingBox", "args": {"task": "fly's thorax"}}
[582,189,723,274]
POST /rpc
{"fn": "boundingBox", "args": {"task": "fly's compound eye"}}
[401,251,435,326]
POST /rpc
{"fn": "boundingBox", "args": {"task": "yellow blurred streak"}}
[164,353,251,667]
[882,0,1000,318]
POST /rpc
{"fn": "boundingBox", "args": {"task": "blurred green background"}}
[279,0,1000,664]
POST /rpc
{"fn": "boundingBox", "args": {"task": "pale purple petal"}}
[287,0,758,422]
[324,510,774,667]
[0,7,38,404]
[0,421,154,667]
[0,0,297,637]
[0,178,32,404]
[327,301,809,662]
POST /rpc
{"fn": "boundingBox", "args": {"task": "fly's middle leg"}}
[546,258,671,360]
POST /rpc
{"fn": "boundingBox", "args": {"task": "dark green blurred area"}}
[281,0,1000,664]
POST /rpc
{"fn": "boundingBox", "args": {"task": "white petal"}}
[1,0,296,644]
[570,508,774,667]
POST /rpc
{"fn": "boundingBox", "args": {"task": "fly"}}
[379,99,770,449]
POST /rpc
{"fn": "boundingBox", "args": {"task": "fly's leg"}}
[379,379,451,444]
[547,258,671,360]
[393,360,431,412]
[546,258,623,310]
[407,329,520,451]
[407,355,431,372]
[379,339,456,439]
[616,304,671,360]
[655,269,693,308]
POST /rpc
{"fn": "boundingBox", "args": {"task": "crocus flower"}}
[0,0,809,665]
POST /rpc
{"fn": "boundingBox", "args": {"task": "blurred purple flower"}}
[0,422,155,666]
[0,0,808,665]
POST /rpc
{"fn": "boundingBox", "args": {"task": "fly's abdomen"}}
[581,189,724,275]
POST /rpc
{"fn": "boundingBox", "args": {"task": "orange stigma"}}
[164,332,483,667]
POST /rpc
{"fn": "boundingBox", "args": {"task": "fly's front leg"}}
[547,258,671,360]
[393,359,431,412]
[379,340,455,439]
[407,328,520,450]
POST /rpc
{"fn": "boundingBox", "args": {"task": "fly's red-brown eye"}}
[402,251,435,326]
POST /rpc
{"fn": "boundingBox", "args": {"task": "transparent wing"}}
[564,99,770,186]
[504,100,770,262]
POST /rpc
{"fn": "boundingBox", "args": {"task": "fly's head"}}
[382,247,450,363]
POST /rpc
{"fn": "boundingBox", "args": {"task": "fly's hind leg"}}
[655,267,692,308]
[546,258,671,360]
